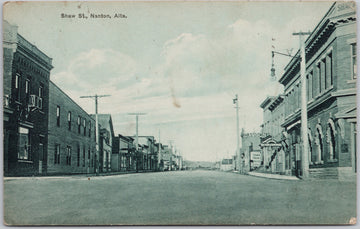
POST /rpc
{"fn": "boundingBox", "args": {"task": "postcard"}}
[2,1,357,226]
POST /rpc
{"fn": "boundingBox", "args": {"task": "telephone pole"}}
[158,129,161,170]
[80,94,111,175]
[233,94,240,172]
[293,31,311,178]
[128,113,147,151]
[128,113,147,172]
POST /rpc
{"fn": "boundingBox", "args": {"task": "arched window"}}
[314,124,324,164]
[327,119,337,161]
[308,128,313,165]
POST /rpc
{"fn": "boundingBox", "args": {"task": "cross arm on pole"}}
[292,32,311,36]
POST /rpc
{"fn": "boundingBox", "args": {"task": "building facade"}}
[239,129,261,173]
[3,21,53,176]
[260,95,289,175]
[278,2,356,179]
[94,114,115,173]
[47,81,96,175]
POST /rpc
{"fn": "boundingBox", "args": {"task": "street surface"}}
[4,170,356,225]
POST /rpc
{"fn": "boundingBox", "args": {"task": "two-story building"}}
[278,2,356,179]
[260,95,289,174]
[3,21,53,176]
[92,114,114,173]
[47,81,96,175]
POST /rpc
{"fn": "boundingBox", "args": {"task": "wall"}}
[47,81,96,175]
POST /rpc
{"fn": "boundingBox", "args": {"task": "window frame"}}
[55,144,60,164]
[351,43,357,79]
[56,106,61,127]
[68,111,72,131]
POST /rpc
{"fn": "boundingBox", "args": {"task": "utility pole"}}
[128,113,147,172]
[293,31,311,178]
[158,129,161,171]
[169,140,174,171]
[233,94,240,172]
[80,94,111,176]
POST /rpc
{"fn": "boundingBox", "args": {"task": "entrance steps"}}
[309,167,338,180]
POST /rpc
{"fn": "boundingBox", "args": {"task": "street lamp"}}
[270,50,294,81]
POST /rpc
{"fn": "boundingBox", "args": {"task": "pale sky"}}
[3,1,334,162]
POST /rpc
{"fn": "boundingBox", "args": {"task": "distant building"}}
[260,95,288,175]
[112,134,135,172]
[278,2,356,179]
[47,81,96,175]
[220,158,233,171]
[3,21,53,176]
[240,130,261,173]
[92,114,114,173]
[138,136,157,171]
[161,145,172,171]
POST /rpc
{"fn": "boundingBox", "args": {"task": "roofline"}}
[278,2,337,84]
[50,81,95,122]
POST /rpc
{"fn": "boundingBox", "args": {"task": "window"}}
[78,116,81,134]
[56,106,60,127]
[14,73,20,101]
[308,71,313,100]
[83,148,86,167]
[326,52,333,88]
[15,73,20,89]
[25,79,30,94]
[68,112,72,130]
[55,144,60,164]
[39,84,43,97]
[18,127,30,160]
[83,119,86,136]
[66,146,71,165]
[320,60,325,93]
[312,68,317,97]
[88,121,91,137]
[317,63,321,95]
[77,146,80,167]
[352,43,357,79]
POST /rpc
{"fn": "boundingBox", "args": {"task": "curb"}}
[247,172,300,181]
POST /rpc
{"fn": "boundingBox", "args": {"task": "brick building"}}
[278,2,356,179]
[47,81,96,175]
[3,21,53,176]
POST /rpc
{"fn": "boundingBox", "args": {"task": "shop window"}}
[18,127,31,160]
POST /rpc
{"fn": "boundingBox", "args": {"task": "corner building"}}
[3,21,53,176]
[279,2,356,179]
